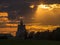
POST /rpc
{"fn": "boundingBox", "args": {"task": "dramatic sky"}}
[0,0,60,36]
[0,0,60,25]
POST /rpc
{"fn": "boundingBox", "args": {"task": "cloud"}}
[0,0,60,25]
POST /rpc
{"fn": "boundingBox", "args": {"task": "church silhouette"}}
[16,19,27,39]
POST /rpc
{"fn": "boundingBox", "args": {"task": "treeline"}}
[0,27,60,41]
[26,27,60,41]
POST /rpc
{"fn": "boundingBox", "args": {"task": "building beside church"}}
[16,19,27,39]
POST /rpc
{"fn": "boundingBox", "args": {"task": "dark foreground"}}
[0,39,60,45]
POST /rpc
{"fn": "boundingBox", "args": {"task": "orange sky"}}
[0,4,60,36]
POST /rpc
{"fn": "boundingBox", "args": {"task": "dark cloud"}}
[45,0,60,4]
[0,0,60,25]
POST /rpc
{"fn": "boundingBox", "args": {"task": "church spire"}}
[16,16,27,39]
[20,18,23,25]
[19,16,24,25]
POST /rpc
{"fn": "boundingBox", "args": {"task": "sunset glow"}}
[38,4,50,9]
[6,24,18,26]
[29,5,35,8]
[0,12,8,16]
[26,25,60,32]
[34,4,60,22]
[0,3,60,36]
[37,4,60,10]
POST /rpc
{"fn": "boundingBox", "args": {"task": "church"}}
[16,18,27,39]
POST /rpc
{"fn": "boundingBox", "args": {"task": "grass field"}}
[0,39,60,45]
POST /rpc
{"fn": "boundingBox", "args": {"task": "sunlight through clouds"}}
[33,4,60,25]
